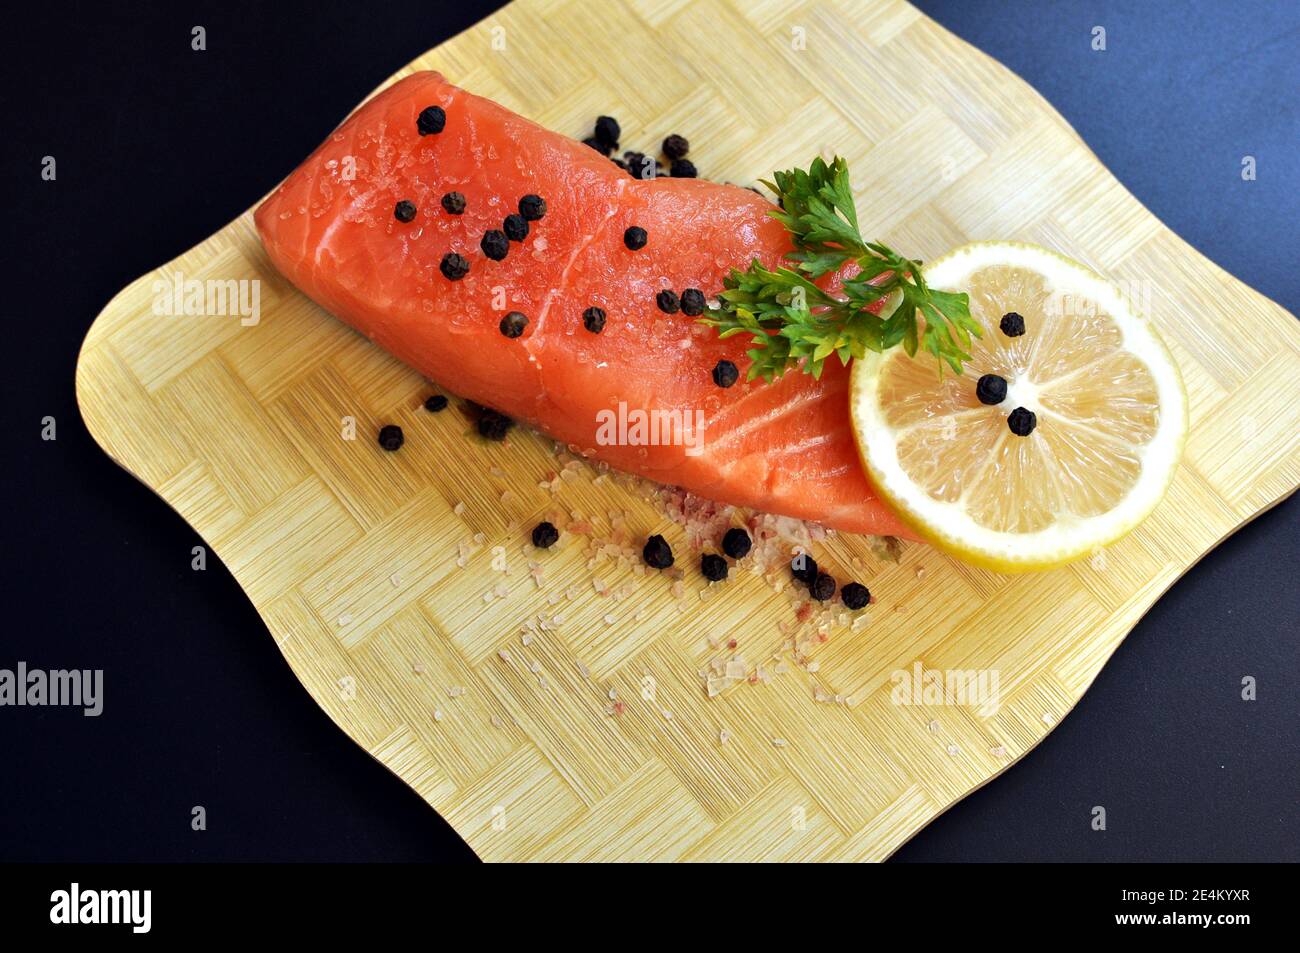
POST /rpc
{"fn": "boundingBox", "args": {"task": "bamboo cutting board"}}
[76,0,1300,861]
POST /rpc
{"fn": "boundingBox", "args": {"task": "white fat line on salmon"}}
[595,402,707,456]
[50,883,151,933]
[890,661,1001,717]
[150,272,260,326]
[0,663,103,716]
[704,387,828,449]
[531,176,628,347]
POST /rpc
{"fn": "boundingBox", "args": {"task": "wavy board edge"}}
[75,0,1300,862]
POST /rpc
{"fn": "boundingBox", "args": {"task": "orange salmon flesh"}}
[255,71,912,538]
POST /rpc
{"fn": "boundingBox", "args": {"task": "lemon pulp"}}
[852,242,1187,571]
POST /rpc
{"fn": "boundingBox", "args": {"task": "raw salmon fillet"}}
[255,71,911,537]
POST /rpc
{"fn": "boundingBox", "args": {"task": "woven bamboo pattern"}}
[76,0,1300,861]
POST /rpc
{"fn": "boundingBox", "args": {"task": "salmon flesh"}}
[255,71,911,537]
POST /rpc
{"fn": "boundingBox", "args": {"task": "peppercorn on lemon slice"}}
[850,242,1187,572]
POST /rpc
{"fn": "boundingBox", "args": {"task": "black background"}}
[0,1,1295,862]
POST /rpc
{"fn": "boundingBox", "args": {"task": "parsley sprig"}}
[699,156,981,380]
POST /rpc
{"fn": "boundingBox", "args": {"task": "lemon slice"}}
[850,241,1187,572]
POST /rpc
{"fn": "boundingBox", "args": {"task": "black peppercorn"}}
[624,152,655,180]
[499,311,528,338]
[1007,406,1037,436]
[656,289,680,313]
[424,394,448,413]
[721,527,752,559]
[531,521,559,549]
[810,572,836,601]
[440,252,469,280]
[701,553,728,581]
[680,288,706,316]
[670,158,697,178]
[502,213,529,242]
[440,191,466,214]
[377,424,404,451]
[841,582,871,610]
[594,115,621,148]
[476,408,514,441]
[624,226,647,250]
[1000,312,1026,337]
[417,105,446,135]
[976,374,1008,405]
[712,360,739,388]
[518,194,547,221]
[791,553,818,586]
[643,534,674,569]
[394,200,417,223]
[662,134,689,160]
[481,230,509,261]
[582,306,607,333]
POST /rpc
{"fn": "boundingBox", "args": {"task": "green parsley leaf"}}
[699,156,978,380]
